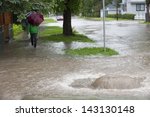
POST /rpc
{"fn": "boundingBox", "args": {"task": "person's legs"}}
[32,33,38,48]
[30,33,34,46]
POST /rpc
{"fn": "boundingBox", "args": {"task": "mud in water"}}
[91,75,145,89]
[70,75,145,89]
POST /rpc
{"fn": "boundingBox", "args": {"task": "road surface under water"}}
[0,18,150,99]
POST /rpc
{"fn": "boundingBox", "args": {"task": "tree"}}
[80,0,112,17]
[52,0,81,36]
[93,0,101,17]
[146,0,150,22]
[80,0,95,17]
[0,0,29,12]
[113,0,122,20]
[0,0,52,16]
[63,0,81,36]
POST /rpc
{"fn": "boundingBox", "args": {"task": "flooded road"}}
[0,18,150,99]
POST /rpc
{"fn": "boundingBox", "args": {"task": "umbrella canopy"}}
[27,12,44,26]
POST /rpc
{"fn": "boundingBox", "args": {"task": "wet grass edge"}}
[65,47,119,56]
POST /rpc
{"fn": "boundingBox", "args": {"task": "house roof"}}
[130,0,145,3]
[107,4,116,9]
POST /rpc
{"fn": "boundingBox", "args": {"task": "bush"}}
[121,14,135,20]
[13,24,23,36]
[107,13,135,20]
[107,14,120,19]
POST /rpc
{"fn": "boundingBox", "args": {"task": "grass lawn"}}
[39,26,119,56]
[39,26,94,43]
[82,17,133,21]
[65,47,119,56]
[82,17,114,21]
[140,21,150,24]
[43,18,56,24]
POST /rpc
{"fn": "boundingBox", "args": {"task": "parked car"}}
[56,15,63,21]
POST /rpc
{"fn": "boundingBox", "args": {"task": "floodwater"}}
[0,18,150,99]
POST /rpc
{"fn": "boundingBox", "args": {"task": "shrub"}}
[13,24,23,36]
[107,13,135,20]
[121,14,135,20]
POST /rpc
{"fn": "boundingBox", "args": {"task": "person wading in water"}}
[28,23,38,48]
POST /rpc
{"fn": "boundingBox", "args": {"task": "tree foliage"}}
[0,0,52,14]
[0,0,81,36]
[113,0,122,20]
[80,0,112,17]
[51,0,80,14]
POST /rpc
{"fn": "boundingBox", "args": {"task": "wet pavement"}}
[0,18,150,100]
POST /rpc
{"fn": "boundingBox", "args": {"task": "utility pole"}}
[102,0,106,51]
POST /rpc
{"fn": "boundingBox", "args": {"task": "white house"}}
[121,0,146,20]
[101,0,147,20]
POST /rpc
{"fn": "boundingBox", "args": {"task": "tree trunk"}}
[63,1,72,36]
[146,3,150,22]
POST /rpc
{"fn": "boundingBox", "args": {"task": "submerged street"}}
[0,18,150,99]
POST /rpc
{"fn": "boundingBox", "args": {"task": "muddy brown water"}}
[0,18,150,99]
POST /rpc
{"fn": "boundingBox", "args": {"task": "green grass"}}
[105,17,131,21]
[82,17,114,21]
[40,26,62,36]
[65,47,119,56]
[43,18,56,23]
[140,21,150,24]
[39,26,94,43]
[82,17,133,21]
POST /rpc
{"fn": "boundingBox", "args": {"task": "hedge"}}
[107,14,135,20]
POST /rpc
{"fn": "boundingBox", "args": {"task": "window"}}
[136,4,145,11]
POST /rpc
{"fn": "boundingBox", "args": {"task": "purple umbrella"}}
[27,12,44,26]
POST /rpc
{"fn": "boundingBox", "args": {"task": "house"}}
[121,0,146,20]
[101,0,146,20]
